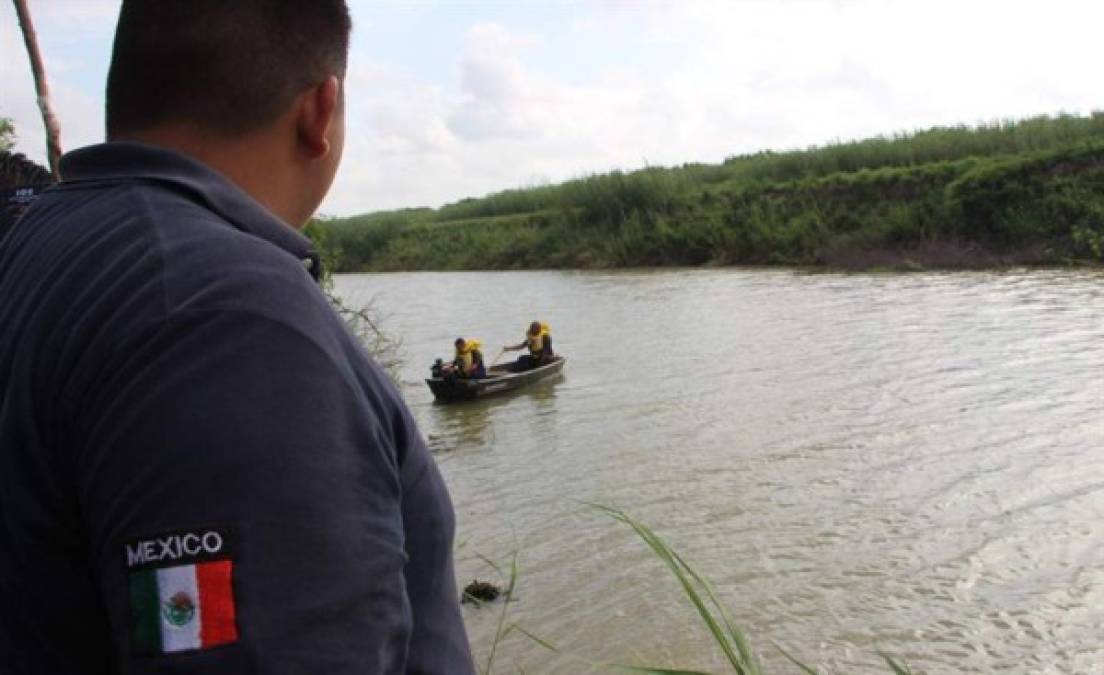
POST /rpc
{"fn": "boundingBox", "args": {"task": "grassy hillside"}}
[310,113,1104,271]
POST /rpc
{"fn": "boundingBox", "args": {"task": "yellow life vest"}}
[526,323,550,355]
[455,339,483,372]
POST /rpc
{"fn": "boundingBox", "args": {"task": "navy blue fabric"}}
[0,143,473,674]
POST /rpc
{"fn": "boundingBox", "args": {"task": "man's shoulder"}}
[15,177,260,268]
[156,204,320,314]
[6,178,331,353]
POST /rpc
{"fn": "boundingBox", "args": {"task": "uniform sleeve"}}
[73,307,413,674]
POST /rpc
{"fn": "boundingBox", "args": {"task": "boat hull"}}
[426,356,566,403]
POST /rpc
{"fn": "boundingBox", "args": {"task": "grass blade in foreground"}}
[613,667,716,674]
[480,551,520,675]
[879,652,913,675]
[590,503,912,674]
[772,641,820,674]
[587,503,762,675]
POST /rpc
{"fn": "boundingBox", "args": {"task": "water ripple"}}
[336,268,1104,674]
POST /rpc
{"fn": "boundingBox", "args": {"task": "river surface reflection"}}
[335,268,1104,674]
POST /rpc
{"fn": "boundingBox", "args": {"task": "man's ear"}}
[296,75,341,159]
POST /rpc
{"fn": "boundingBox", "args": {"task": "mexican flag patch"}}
[124,529,238,654]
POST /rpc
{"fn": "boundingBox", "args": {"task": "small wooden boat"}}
[426,356,566,403]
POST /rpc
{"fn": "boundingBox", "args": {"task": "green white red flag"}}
[129,560,238,653]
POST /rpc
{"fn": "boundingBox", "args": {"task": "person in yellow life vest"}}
[447,337,486,379]
[504,321,553,371]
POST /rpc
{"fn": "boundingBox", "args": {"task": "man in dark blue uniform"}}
[0,2,474,673]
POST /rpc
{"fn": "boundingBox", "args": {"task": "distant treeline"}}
[308,112,1104,271]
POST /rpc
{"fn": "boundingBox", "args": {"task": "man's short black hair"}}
[106,0,351,138]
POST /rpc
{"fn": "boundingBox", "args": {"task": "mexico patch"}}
[124,529,238,654]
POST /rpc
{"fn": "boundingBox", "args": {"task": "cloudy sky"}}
[2,0,1100,216]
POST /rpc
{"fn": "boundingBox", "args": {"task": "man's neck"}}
[113,124,305,227]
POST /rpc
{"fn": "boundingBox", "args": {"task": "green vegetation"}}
[593,504,764,674]
[312,113,1104,270]
[305,218,403,381]
[0,117,14,152]
[467,506,914,674]
[594,505,913,674]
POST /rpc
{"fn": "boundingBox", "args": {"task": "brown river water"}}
[334,268,1104,674]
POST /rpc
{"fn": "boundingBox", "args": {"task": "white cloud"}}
[447,23,547,141]
[2,1,114,165]
[327,0,1101,214]
[5,0,1102,215]
[36,0,119,26]
[642,0,1102,146]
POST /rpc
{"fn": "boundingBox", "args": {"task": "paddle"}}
[489,347,509,367]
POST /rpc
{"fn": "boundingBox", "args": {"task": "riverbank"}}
[312,113,1104,271]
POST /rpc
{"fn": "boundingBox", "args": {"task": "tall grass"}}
[591,505,918,675]
[719,112,1104,184]
[311,112,1104,271]
[589,503,762,675]
[467,506,917,674]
